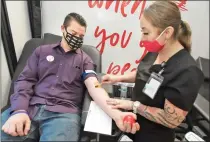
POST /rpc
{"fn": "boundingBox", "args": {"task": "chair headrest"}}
[196,57,209,81]
[43,33,62,44]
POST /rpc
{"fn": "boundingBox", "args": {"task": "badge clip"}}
[158,68,164,76]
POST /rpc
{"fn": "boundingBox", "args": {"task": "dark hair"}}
[63,12,87,28]
[143,1,192,52]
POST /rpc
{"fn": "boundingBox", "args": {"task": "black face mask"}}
[64,28,83,51]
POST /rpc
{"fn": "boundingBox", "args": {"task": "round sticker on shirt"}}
[46,55,54,62]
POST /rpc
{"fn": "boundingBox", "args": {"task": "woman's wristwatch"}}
[132,101,141,114]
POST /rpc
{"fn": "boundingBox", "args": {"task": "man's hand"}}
[2,113,31,136]
[101,74,121,84]
[114,111,140,134]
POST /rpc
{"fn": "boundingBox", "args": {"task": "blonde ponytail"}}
[178,20,192,52]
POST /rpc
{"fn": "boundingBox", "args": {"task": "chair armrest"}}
[184,131,205,141]
[194,93,209,121]
[81,91,92,126]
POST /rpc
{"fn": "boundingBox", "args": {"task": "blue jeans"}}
[1,105,81,141]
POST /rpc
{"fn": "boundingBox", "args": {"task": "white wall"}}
[6,1,31,60]
[182,1,209,60]
[1,1,32,108]
[1,38,11,108]
[43,1,208,74]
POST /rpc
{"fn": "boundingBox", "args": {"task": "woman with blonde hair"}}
[102,1,204,142]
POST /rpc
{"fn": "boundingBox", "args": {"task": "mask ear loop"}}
[155,28,168,45]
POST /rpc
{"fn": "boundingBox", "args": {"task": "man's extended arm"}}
[82,56,140,132]
[84,76,123,120]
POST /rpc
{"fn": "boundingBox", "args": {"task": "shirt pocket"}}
[61,64,82,87]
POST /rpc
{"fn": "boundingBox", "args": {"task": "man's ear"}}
[61,25,65,33]
[165,26,174,40]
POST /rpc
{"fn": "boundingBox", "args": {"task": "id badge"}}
[142,72,164,99]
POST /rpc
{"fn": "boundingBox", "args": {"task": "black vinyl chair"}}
[1,33,102,142]
[196,57,209,101]
[193,57,209,141]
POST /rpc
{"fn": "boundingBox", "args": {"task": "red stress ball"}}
[123,115,135,125]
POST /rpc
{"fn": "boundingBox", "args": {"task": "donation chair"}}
[1,33,102,142]
[192,57,209,141]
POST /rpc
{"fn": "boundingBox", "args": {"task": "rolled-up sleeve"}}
[82,56,97,81]
[164,66,204,111]
[10,47,40,113]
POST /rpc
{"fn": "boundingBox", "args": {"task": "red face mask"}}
[140,29,167,52]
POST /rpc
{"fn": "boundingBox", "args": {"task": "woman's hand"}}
[101,74,121,84]
[106,98,133,110]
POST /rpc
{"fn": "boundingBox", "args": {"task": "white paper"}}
[84,101,112,135]
[119,135,133,141]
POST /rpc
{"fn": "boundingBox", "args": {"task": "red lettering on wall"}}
[106,49,147,75]
[174,0,188,11]
[88,0,103,8]
[106,41,147,75]
[131,0,146,19]
[135,48,147,64]
[121,31,132,48]
[88,0,146,19]
[107,62,120,75]
[107,62,131,75]
[105,0,120,13]
[121,0,131,17]
[94,26,132,54]
[110,33,119,46]
[106,61,137,75]
[121,63,131,75]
